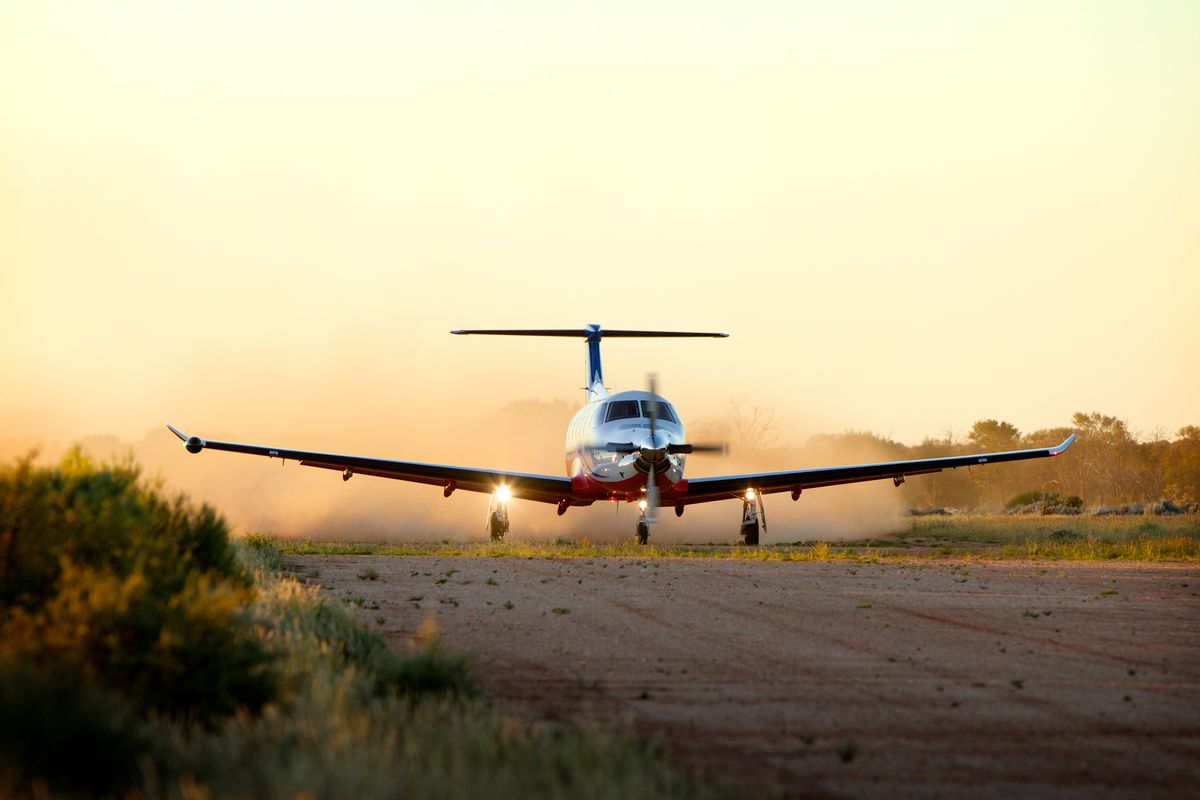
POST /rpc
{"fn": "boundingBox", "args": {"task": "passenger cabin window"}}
[640,400,676,423]
[604,400,642,423]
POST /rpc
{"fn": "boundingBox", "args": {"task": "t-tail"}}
[451,324,729,402]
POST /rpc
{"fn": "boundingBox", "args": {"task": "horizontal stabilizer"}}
[452,329,727,338]
[453,323,728,403]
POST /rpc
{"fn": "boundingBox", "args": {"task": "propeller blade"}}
[646,462,658,524]
[646,372,658,441]
[666,442,728,455]
[603,442,639,454]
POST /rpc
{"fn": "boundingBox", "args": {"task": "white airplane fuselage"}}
[564,389,688,504]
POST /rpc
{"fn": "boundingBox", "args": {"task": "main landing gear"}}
[487,487,511,542]
[740,499,759,546]
[740,489,766,546]
[489,508,509,542]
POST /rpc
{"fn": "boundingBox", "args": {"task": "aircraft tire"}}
[489,513,508,542]
[636,521,649,545]
[741,522,759,546]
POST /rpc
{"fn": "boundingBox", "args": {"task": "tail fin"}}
[451,324,728,402]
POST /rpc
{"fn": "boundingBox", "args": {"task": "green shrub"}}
[0,451,277,722]
[1005,491,1084,511]
[0,452,714,799]
[1,449,248,608]
[1005,490,1046,509]
[0,659,149,797]
[377,643,479,700]
[243,532,285,572]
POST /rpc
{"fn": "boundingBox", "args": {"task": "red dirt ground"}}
[291,555,1200,799]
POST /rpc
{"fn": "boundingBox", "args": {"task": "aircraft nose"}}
[639,431,670,460]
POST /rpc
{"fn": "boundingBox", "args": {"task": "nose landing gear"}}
[636,499,650,545]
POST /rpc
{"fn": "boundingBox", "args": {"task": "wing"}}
[166,425,578,505]
[681,435,1077,505]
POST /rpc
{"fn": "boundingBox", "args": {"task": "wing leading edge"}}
[681,435,1077,505]
[165,425,579,506]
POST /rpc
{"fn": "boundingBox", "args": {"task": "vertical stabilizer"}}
[583,323,606,401]
[451,326,728,403]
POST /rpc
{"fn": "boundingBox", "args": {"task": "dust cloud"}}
[1,400,907,544]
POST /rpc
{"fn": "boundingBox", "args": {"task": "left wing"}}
[681,435,1076,505]
[166,425,579,505]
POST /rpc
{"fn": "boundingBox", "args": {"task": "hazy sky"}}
[3,1,1198,457]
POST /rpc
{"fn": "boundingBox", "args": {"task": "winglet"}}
[167,424,206,453]
[1049,434,1077,456]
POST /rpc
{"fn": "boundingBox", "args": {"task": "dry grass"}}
[270,514,1200,563]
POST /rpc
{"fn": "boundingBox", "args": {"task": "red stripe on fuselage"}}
[569,468,688,504]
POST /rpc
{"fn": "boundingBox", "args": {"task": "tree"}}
[968,420,1021,452]
[727,397,783,451]
[1070,412,1141,503]
[966,420,1022,508]
[904,436,980,509]
[1163,426,1200,503]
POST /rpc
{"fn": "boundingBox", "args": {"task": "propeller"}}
[596,373,729,533]
[603,375,727,458]
[644,374,660,524]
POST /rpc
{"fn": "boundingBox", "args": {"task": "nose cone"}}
[637,431,670,464]
[645,431,669,451]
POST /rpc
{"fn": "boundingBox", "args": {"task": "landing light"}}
[745,489,756,502]
[638,499,648,511]
[496,485,512,503]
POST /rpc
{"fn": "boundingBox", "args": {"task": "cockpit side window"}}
[640,400,677,424]
[604,400,642,423]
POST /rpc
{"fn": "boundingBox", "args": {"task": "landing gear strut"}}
[489,509,509,542]
[740,489,765,546]
[740,499,759,545]
[487,488,511,542]
[636,501,650,545]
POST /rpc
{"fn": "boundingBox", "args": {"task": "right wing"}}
[166,425,578,505]
[681,435,1077,505]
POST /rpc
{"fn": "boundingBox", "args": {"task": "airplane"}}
[168,325,1076,545]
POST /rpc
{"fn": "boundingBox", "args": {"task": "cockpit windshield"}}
[641,400,677,423]
[601,399,678,424]
[603,400,641,423]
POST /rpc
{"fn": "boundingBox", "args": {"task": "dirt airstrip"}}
[290,554,1200,799]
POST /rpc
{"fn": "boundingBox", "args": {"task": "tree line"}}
[736,411,1200,511]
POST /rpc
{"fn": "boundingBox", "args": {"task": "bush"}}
[0,659,148,797]
[1005,491,1084,515]
[378,643,479,699]
[0,453,712,799]
[244,532,285,572]
[0,451,277,723]
[1005,490,1047,509]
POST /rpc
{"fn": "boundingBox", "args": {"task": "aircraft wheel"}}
[489,512,509,542]
[636,520,649,545]
[740,521,759,546]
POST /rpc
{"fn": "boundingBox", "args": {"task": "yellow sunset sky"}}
[3,1,1197,459]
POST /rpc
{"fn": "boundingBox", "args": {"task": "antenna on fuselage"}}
[451,325,729,403]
